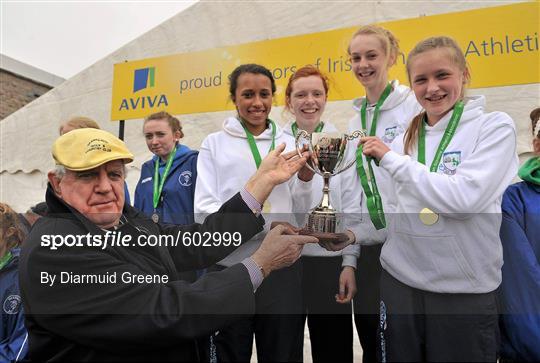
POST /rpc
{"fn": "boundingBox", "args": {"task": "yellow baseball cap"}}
[52,128,134,171]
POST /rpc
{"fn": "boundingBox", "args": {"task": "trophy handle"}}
[337,129,368,173]
[295,129,324,176]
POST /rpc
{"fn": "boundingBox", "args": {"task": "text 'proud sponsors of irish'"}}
[111,2,538,120]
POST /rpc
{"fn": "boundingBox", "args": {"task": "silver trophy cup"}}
[296,129,365,233]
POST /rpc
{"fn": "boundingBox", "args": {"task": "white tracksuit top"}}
[194,116,312,267]
[379,95,518,293]
[283,120,360,268]
[343,80,421,247]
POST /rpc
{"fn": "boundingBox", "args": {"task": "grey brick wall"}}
[0,70,52,120]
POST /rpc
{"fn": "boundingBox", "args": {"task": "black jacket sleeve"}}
[159,192,265,271]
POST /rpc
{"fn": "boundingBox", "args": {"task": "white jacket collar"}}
[223,116,283,139]
[352,80,414,112]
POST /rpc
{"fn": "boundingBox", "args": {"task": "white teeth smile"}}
[359,71,375,77]
[302,109,317,114]
[427,95,446,101]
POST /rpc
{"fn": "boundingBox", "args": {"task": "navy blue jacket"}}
[499,181,540,362]
[134,145,198,225]
[1,248,28,361]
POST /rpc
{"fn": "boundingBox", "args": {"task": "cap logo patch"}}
[86,138,112,154]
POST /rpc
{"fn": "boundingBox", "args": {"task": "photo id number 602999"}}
[181,231,242,247]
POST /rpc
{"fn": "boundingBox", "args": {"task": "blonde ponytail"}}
[403,112,425,155]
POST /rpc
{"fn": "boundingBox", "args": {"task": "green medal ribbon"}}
[355,83,393,230]
[0,251,13,270]
[241,119,276,169]
[153,146,177,210]
[418,101,464,171]
[291,121,324,137]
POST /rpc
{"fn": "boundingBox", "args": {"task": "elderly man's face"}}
[49,160,125,228]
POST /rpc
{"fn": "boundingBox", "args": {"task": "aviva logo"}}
[133,67,155,92]
[119,66,168,111]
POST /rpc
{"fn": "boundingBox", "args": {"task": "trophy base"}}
[299,229,349,245]
[307,211,337,233]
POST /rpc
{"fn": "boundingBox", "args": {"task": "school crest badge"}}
[3,294,21,314]
[440,151,461,175]
[382,126,401,144]
[179,170,192,187]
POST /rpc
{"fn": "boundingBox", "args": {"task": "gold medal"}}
[151,213,159,223]
[262,202,272,214]
[419,208,438,225]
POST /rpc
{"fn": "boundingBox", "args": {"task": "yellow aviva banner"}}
[111,2,539,120]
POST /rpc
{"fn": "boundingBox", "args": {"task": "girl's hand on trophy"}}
[302,230,355,251]
[296,145,314,182]
[336,266,357,304]
[359,136,390,161]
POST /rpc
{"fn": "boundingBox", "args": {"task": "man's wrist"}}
[241,257,265,291]
[251,253,268,278]
[240,187,263,216]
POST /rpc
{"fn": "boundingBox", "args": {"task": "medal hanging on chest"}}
[419,208,439,226]
[152,146,177,223]
[417,101,464,225]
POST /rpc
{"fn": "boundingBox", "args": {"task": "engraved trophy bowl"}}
[296,129,366,234]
